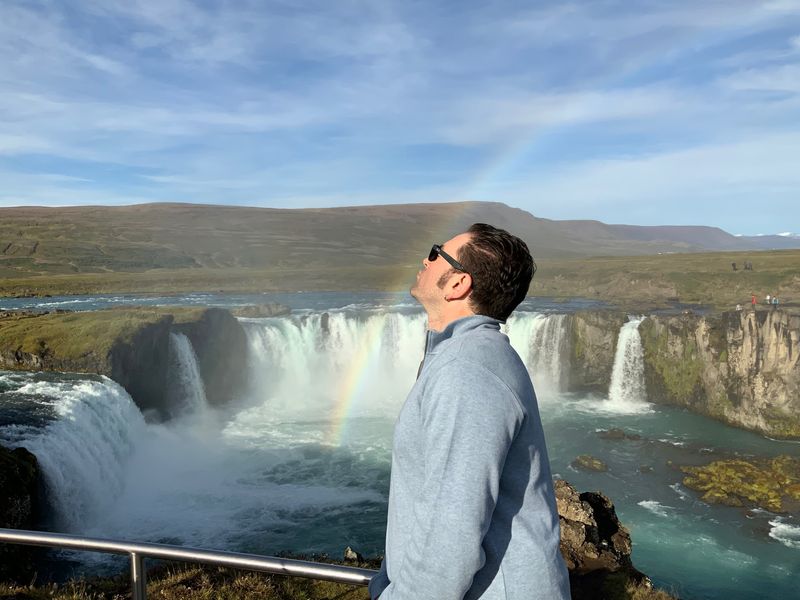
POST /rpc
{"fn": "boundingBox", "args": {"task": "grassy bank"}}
[0,563,677,600]
[1,249,798,309]
[0,308,204,368]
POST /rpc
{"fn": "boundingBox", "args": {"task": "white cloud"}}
[500,132,800,227]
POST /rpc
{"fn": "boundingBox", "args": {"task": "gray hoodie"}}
[369,315,570,600]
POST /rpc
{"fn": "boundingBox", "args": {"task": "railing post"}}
[130,551,147,600]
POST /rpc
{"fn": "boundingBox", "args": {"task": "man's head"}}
[458,223,535,320]
[410,223,535,327]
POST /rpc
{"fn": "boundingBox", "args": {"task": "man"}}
[369,223,570,600]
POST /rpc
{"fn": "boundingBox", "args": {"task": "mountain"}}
[0,202,796,278]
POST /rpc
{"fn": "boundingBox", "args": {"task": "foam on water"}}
[769,518,800,549]
[638,500,672,518]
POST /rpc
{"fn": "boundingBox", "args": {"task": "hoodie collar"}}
[425,314,502,355]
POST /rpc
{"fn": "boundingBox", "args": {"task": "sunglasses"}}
[428,244,469,273]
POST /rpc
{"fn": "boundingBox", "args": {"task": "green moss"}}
[640,319,704,406]
[0,307,204,366]
[761,405,800,438]
[681,455,800,512]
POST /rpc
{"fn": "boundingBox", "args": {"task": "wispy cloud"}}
[0,0,798,234]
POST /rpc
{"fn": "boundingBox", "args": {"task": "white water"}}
[505,313,567,396]
[769,518,800,549]
[235,312,427,429]
[606,316,651,414]
[6,378,146,531]
[167,332,209,418]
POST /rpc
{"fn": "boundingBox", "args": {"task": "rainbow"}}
[323,195,507,446]
[325,315,389,446]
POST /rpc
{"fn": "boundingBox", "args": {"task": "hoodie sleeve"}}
[378,359,524,600]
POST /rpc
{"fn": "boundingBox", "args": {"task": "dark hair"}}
[456,223,536,321]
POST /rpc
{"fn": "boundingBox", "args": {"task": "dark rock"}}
[343,546,364,562]
[565,311,627,394]
[0,444,40,581]
[571,455,609,472]
[174,308,249,410]
[231,304,291,318]
[555,479,651,599]
[597,428,642,441]
[110,316,173,420]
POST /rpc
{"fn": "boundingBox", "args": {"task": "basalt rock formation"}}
[0,444,40,581]
[0,308,249,420]
[639,309,800,438]
[173,308,249,411]
[566,311,626,394]
[562,309,800,439]
[554,479,654,599]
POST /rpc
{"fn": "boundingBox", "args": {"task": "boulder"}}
[555,479,652,599]
[571,455,609,472]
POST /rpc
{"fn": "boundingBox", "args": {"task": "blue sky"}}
[1,1,799,234]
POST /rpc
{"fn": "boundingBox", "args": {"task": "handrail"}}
[0,528,376,600]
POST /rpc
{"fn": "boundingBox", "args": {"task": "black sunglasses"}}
[428,244,469,273]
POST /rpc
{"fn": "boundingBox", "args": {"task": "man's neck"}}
[426,306,476,332]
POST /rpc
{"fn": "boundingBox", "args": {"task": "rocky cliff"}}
[639,309,800,438]
[0,308,250,420]
[0,444,39,580]
[562,309,800,439]
[566,311,626,394]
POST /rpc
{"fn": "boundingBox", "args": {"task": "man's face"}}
[410,232,471,304]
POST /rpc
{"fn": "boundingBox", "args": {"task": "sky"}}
[1,1,799,235]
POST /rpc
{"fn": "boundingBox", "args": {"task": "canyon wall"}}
[565,309,800,439]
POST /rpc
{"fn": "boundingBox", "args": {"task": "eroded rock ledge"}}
[0,307,249,420]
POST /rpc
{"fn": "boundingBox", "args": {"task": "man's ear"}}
[446,272,472,301]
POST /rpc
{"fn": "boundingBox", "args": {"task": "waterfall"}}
[6,377,146,531]
[606,316,650,413]
[239,311,428,424]
[167,332,209,418]
[505,312,567,397]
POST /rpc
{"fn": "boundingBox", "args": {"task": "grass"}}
[0,308,205,368]
[1,203,798,308]
[0,563,679,600]
[1,250,798,310]
[0,564,370,599]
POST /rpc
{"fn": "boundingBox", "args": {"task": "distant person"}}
[766,294,771,304]
[736,303,742,311]
[752,294,757,309]
[369,224,570,600]
[732,262,737,271]
[774,296,779,309]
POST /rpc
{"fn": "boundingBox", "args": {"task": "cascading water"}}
[167,332,209,418]
[505,313,567,398]
[2,377,146,531]
[606,316,651,413]
[236,311,427,431]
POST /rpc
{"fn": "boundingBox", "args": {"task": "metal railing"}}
[0,528,376,600]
